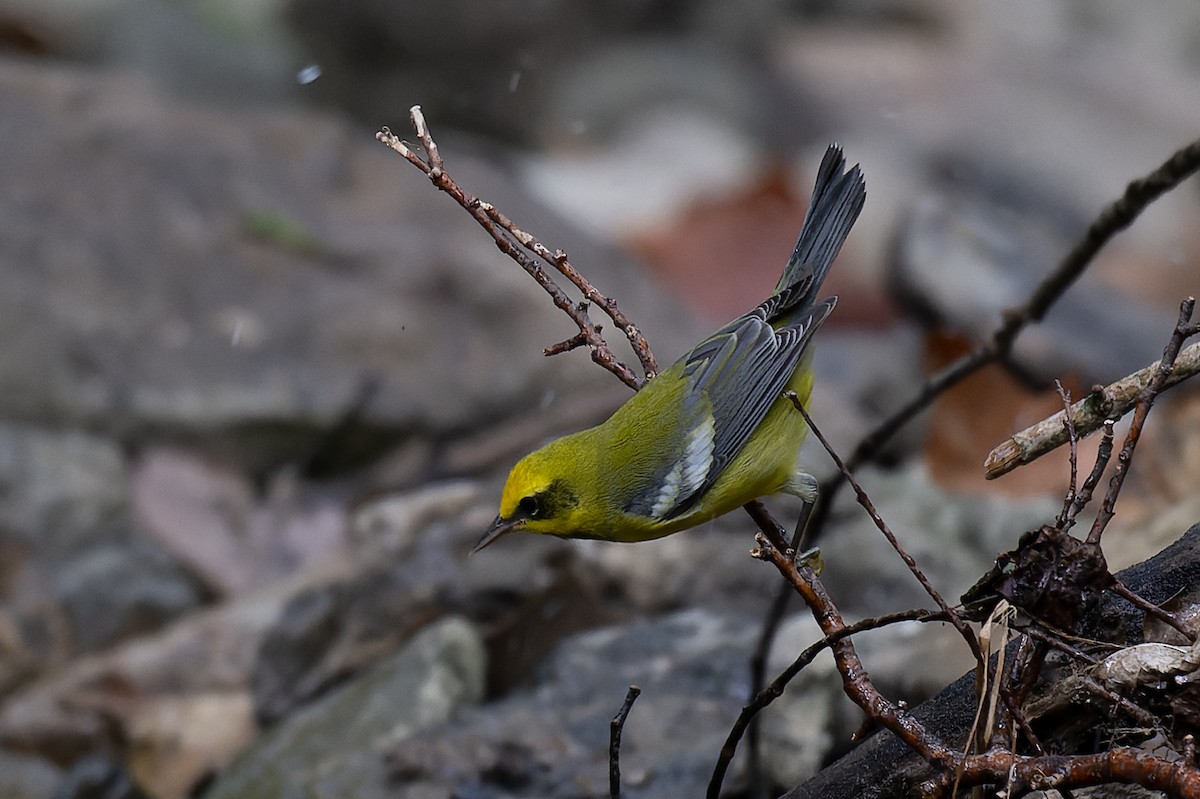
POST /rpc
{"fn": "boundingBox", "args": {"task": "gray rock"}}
[759,614,842,788]
[250,567,447,725]
[890,177,1175,385]
[203,617,486,799]
[130,448,347,598]
[53,755,148,799]
[0,425,128,558]
[809,324,927,465]
[0,749,63,799]
[53,539,207,652]
[0,425,207,670]
[0,57,694,474]
[389,609,767,798]
[0,583,293,774]
[285,0,801,145]
[820,463,1061,617]
[0,0,297,106]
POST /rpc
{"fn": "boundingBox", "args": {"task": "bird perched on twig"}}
[475,145,866,551]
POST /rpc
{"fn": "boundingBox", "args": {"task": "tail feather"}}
[773,145,867,306]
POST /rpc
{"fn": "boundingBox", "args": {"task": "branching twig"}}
[841,135,1200,488]
[377,107,658,388]
[934,746,1200,798]
[1088,297,1197,543]
[609,685,641,799]
[1022,625,1100,665]
[986,340,1200,479]
[788,393,985,669]
[708,608,948,799]
[748,533,958,769]
[1079,675,1163,730]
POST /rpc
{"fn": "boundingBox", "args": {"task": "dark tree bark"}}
[781,523,1200,799]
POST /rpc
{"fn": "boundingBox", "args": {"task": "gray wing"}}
[626,296,836,521]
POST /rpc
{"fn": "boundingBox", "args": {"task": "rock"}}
[387,609,765,798]
[285,0,799,146]
[0,585,300,773]
[203,617,486,799]
[890,178,1175,384]
[53,538,208,652]
[569,527,771,613]
[759,614,842,788]
[519,89,766,242]
[820,462,1061,617]
[0,606,41,698]
[0,748,63,799]
[348,480,479,563]
[131,448,346,598]
[808,324,927,466]
[0,0,297,105]
[0,425,128,559]
[250,567,446,725]
[0,57,695,473]
[125,692,256,799]
[779,4,1200,388]
[54,755,149,799]
[0,426,207,673]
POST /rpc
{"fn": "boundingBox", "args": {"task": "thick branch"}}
[986,339,1200,479]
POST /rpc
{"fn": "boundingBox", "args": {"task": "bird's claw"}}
[794,546,823,574]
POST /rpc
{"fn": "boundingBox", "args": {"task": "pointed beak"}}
[471,516,524,554]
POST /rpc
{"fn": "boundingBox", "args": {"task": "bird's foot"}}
[794,546,823,574]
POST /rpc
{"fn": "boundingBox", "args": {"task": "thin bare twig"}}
[1023,625,1100,665]
[1088,298,1197,544]
[609,685,641,799]
[1068,420,1116,528]
[1055,380,1079,530]
[1108,580,1195,642]
[788,393,985,669]
[937,746,1200,798]
[748,533,959,768]
[708,608,947,799]
[377,107,658,388]
[477,201,659,378]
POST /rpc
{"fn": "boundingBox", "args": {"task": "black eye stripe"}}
[516,481,577,521]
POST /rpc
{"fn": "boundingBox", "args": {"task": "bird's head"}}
[473,442,586,552]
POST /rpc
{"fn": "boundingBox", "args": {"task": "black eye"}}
[518,495,541,517]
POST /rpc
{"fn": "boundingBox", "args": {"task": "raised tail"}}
[772,145,867,308]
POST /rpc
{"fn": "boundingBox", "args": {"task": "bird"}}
[473,144,866,552]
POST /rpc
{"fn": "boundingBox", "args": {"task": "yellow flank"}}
[475,144,865,552]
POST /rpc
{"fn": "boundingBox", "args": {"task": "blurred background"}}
[1,1,1199,797]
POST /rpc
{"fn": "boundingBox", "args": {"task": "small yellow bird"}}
[474,145,865,552]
